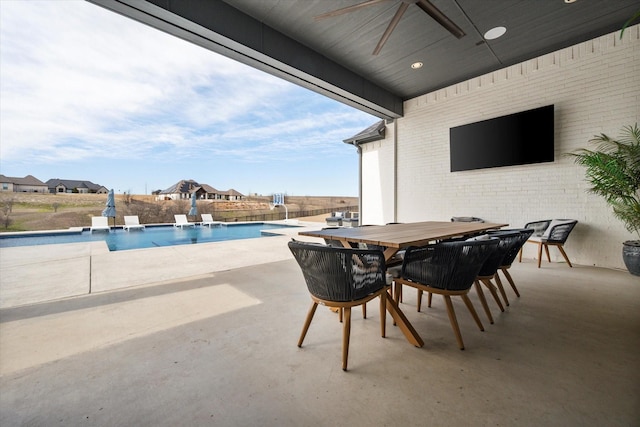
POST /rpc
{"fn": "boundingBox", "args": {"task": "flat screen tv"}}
[449,105,554,172]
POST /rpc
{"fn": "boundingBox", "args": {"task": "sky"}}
[0,1,378,197]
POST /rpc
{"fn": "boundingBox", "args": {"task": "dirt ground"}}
[0,193,355,231]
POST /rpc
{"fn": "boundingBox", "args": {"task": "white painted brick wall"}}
[361,25,640,270]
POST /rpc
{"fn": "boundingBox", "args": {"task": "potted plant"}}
[567,124,640,275]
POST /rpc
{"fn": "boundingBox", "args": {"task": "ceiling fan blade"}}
[373,2,409,55]
[314,0,391,21]
[416,0,465,39]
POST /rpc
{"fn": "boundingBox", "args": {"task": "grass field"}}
[0,193,357,232]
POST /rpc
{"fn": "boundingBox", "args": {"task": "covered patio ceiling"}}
[87,0,638,119]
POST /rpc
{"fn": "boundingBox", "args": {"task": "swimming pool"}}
[0,223,297,251]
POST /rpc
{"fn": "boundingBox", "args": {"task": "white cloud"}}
[0,0,377,195]
[0,1,295,159]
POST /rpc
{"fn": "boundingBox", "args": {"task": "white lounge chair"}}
[200,213,221,227]
[174,214,195,228]
[123,215,145,231]
[90,216,110,233]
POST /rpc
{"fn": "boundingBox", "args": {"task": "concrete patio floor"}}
[1,226,639,426]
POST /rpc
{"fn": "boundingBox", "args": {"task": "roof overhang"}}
[343,120,386,145]
[86,1,638,122]
[87,0,404,119]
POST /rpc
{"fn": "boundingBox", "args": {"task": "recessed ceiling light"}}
[564,0,577,3]
[484,26,507,40]
[411,61,423,69]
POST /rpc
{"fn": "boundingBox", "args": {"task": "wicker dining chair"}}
[519,219,578,268]
[393,239,498,350]
[415,233,518,325]
[472,231,521,323]
[451,216,484,223]
[490,228,534,298]
[288,240,390,371]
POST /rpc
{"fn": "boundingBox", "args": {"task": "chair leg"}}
[537,242,543,268]
[481,278,505,312]
[339,308,343,323]
[417,290,422,312]
[557,245,573,267]
[298,302,318,347]
[342,307,351,371]
[443,295,465,350]
[461,294,484,332]
[500,267,520,297]
[427,292,433,308]
[493,273,510,307]
[518,247,523,263]
[474,280,494,324]
[543,244,551,263]
[362,303,367,319]
[380,290,387,338]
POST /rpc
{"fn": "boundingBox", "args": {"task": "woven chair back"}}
[496,228,535,266]
[400,239,498,291]
[288,241,387,302]
[477,231,521,276]
[544,220,578,243]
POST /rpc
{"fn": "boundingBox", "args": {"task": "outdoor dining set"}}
[291,218,578,370]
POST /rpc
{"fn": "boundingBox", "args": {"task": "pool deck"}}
[0,220,319,309]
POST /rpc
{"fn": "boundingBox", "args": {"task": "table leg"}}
[383,247,399,261]
[385,289,424,347]
[340,240,353,249]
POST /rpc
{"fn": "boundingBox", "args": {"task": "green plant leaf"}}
[620,9,640,39]
[566,123,640,238]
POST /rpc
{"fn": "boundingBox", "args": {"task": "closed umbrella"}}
[102,189,116,228]
[188,192,198,217]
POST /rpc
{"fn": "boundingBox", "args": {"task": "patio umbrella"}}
[188,192,198,217]
[102,189,116,228]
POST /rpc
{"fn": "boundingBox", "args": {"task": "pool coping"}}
[0,220,302,249]
[0,220,301,238]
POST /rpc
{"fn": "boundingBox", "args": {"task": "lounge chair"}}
[343,212,360,228]
[123,215,145,231]
[325,211,344,227]
[174,214,195,228]
[200,213,221,227]
[90,216,110,233]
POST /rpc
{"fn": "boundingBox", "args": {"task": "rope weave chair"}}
[394,239,498,350]
[471,231,521,324]
[417,233,519,325]
[491,228,534,298]
[519,219,578,267]
[288,240,389,371]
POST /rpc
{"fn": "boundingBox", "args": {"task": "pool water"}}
[0,223,296,251]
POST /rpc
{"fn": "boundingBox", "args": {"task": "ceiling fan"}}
[314,0,465,55]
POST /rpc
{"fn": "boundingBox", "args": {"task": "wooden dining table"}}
[298,221,508,348]
[299,221,508,262]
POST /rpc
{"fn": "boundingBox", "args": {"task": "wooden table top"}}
[299,221,509,249]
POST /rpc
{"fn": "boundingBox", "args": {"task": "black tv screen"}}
[449,105,554,172]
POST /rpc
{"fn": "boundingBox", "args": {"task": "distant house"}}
[45,179,109,194]
[222,189,244,201]
[0,174,49,193]
[157,179,244,201]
